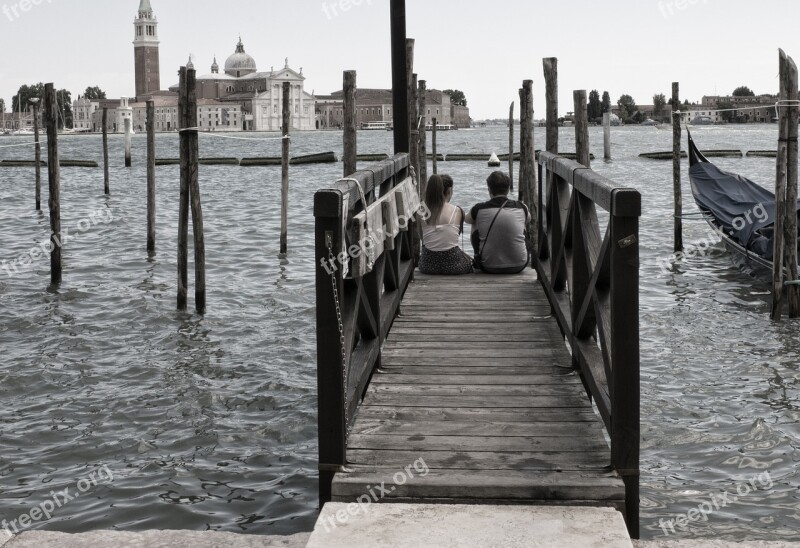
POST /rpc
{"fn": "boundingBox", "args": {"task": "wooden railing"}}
[314,153,418,503]
[536,151,641,537]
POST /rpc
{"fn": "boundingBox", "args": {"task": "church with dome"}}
[169,37,316,131]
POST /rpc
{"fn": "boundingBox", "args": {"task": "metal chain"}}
[326,234,350,433]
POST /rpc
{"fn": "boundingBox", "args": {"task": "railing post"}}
[609,195,640,539]
[314,190,347,505]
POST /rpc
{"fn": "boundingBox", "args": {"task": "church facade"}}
[171,39,316,131]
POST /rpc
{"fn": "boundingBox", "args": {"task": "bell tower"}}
[133,0,160,98]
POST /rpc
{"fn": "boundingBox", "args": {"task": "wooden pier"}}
[314,149,641,536]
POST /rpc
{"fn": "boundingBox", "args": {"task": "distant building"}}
[451,104,470,128]
[317,88,469,129]
[73,97,98,131]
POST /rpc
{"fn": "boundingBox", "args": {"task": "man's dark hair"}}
[486,171,510,196]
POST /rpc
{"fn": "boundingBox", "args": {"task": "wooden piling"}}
[432,117,438,175]
[508,102,514,190]
[146,100,156,254]
[343,70,357,178]
[418,79,427,187]
[521,81,537,254]
[31,99,41,210]
[102,108,109,194]
[783,51,800,318]
[773,50,800,320]
[406,39,417,181]
[124,118,132,168]
[281,81,291,256]
[410,73,420,191]
[543,57,558,154]
[603,111,611,160]
[44,84,62,285]
[177,68,191,311]
[672,82,683,253]
[390,0,409,154]
[518,89,526,202]
[573,90,590,167]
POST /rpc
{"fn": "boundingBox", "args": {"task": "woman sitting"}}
[418,174,473,275]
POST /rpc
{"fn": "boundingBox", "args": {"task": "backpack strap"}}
[477,199,509,263]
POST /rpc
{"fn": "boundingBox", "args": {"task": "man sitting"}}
[465,171,529,274]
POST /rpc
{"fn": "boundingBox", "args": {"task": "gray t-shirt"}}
[469,197,529,273]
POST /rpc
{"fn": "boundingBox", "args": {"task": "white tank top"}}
[422,205,461,252]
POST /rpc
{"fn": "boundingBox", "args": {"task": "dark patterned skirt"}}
[419,246,474,275]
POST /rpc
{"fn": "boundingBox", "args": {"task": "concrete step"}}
[307,503,632,547]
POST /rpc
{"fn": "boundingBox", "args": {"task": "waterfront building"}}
[316,88,469,129]
[73,96,98,131]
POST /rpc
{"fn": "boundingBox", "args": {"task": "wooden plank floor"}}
[331,270,625,509]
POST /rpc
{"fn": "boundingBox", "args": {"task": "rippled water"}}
[0,125,798,540]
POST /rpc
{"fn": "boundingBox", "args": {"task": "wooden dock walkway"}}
[331,271,625,508]
[314,151,640,537]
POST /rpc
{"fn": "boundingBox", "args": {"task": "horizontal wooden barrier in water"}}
[746,150,778,158]
[640,149,742,160]
[0,159,99,168]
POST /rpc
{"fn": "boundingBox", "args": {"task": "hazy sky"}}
[0,0,797,119]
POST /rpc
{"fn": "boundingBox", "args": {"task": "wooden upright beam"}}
[390,0,409,153]
[44,84,62,286]
[146,100,156,254]
[281,81,291,256]
[573,90,590,167]
[543,57,558,154]
[782,50,800,318]
[672,82,683,253]
[343,70,357,178]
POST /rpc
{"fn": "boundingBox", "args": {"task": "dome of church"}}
[225,38,257,76]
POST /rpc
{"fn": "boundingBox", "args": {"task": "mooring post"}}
[146,100,156,254]
[543,57,558,154]
[574,90,590,167]
[405,39,417,180]
[521,81,537,255]
[188,69,207,314]
[773,50,799,320]
[343,70,357,177]
[390,0,409,154]
[672,82,683,253]
[124,118,132,168]
[408,72,419,182]
[508,102,514,191]
[418,79,428,187]
[280,81,291,256]
[30,98,41,210]
[44,84,62,286]
[177,68,190,311]
[432,116,438,175]
[102,107,109,194]
[783,51,800,318]
[603,111,612,160]
[519,89,526,202]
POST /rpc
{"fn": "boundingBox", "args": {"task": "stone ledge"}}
[307,503,632,548]
[1,530,311,548]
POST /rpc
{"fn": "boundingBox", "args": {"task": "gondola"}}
[687,130,800,277]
